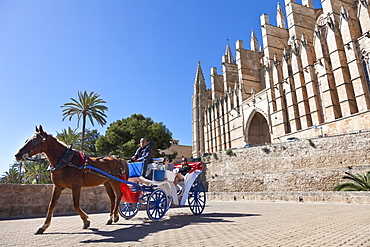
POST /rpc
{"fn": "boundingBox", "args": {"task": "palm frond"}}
[334,182,365,191]
[342,172,367,188]
[334,171,370,191]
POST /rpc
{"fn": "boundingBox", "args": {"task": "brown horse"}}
[15,125,128,234]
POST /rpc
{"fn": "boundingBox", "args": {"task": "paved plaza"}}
[1,201,370,246]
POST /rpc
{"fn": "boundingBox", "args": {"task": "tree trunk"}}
[81,115,86,153]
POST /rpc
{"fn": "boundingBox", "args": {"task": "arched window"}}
[362,52,370,92]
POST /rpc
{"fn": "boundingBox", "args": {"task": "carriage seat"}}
[173,162,203,192]
[128,162,143,178]
[127,159,167,182]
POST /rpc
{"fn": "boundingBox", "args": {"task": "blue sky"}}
[0,0,322,175]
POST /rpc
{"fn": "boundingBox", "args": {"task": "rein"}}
[25,157,46,162]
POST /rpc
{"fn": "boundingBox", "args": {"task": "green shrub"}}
[308,139,315,147]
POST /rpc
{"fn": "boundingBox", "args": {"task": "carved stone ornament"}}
[283,47,290,61]
[317,14,326,27]
[265,58,271,72]
[340,6,349,21]
[292,39,300,56]
[301,34,308,47]
[361,50,369,63]
[326,14,335,31]
[360,0,368,8]
[200,92,208,100]
[273,54,280,67]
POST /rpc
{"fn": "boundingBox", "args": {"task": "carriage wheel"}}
[146,189,168,221]
[118,200,139,219]
[188,179,206,215]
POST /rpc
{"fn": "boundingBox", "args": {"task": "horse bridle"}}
[20,133,46,161]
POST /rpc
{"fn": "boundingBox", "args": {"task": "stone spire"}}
[194,61,206,93]
[250,30,258,51]
[223,41,235,64]
[276,2,286,29]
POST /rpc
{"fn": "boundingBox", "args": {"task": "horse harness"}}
[20,133,45,161]
[48,147,123,180]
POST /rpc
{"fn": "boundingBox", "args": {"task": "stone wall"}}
[208,191,370,204]
[0,184,110,218]
[204,131,370,192]
[160,144,192,163]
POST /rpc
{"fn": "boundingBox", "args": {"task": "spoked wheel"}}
[188,179,206,215]
[118,200,139,219]
[146,189,168,221]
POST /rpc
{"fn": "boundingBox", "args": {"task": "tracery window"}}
[362,52,370,91]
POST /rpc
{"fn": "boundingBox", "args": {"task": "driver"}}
[131,138,153,178]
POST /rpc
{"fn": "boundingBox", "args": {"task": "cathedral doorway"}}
[247,112,271,145]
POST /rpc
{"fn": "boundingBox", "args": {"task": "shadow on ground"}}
[80,211,260,244]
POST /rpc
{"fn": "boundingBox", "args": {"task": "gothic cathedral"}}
[192,0,370,158]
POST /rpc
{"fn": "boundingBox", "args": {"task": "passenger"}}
[131,138,153,178]
[174,157,191,186]
[163,156,174,171]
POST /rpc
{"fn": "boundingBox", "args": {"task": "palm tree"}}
[23,156,51,184]
[334,171,370,191]
[82,129,101,156]
[1,167,21,184]
[57,127,81,149]
[61,91,108,152]
[12,162,24,183]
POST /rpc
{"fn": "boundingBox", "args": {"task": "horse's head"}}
[15,125,47,161]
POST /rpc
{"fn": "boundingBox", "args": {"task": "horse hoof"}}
[106,219,113,225]
[113,215,119,223]
[35,228,45,235]
[83,220,90,229]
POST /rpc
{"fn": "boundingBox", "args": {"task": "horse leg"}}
[71,185,90,229]
[104,181,116,225]
[35,186,64,234]
[111,181,123,223]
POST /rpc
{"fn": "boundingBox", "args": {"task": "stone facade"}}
[159,139,192,163]
[203,130,370,192]
[192,0,370,158]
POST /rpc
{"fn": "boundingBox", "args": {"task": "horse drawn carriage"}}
[14,126,206,234]
[86,158,206,221]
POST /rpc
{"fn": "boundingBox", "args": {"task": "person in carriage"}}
[163,156,174,171]
[174,157,191,186]
[130,138,153,178]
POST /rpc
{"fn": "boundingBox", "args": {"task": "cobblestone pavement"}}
[1,201,370,246]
